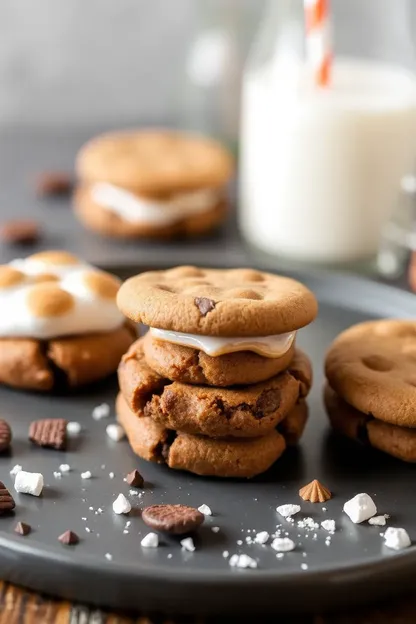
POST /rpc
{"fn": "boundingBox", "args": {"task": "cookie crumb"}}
[271,537,295,552]
[67,422,82,435]
[343,493,377,523]
[181,537,196,552]
[141,532,159,548]
[106,423,125,442]
[369,515,388,527]
[229,554,257,569]
[276,504,301,518]
[321,519,336,533]
[92,403,110,420]
[81,471,92,480]
[254,531,269,545]
[197,504,212,516]
[384,527,411,550]
[112,493,131,515]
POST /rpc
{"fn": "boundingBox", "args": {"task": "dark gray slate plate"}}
[0,267,415,616]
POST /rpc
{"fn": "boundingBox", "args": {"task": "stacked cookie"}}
[116,266,317,478]
[325,320,416,463]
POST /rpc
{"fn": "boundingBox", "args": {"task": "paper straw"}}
[304,0,332,87]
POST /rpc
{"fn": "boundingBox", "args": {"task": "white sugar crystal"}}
[384,527,411,550]
[59,464,71,473]
[271,537,295,552]
[67,421,82,435]
[109,472,115,479]
[197,504,212,516]
[112,493,131,515]
[254,531,270,545]
[81,471,92,479]
[92,403,110,420]
[10,464,22,476]
[105,553,113,561]
[222,550,229,558]
[14,471,44,496]
[321,519,336,533]
[343,493,377,523]
[141,532,159,548]
[229,554,258,569]
[53,471,62,479]
[106,423,125,442]
[276,504,301,518]
[181,537,196,552]
[369,515,387,527]
[301,563,308,570]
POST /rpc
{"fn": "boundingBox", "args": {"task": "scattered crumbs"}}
[321,519,336,533]
[141,532,159,548]
[368,515,388,527]
[10,464,22,476]
[181,537,196,552]
[254,531,269,545]
[167,554,173,559]
[301,563,308,571]
[297,517,319,531]
[229,554,257,569]
[109,472,115,479]
[236,539,243,546]
[67,421,82,435]
[276,504,301,518]
[197,504,212,516]
[222,550,229,558]
[105,553,113,561]
[92,403,110,420]
[81,471,92,480]
[211,526,220,533]
[53,471,62,479]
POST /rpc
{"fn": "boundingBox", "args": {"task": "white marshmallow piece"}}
[106,423,125,442]
[384,527,411,550]
[271,537,296,552]
[180,537,196,552]
[141,532,159,548]
[14,471,44,496]
[276,504,301,518]
[112,493,131,515]
[229,554,258,569]
[343,493,377,523]
[197,504,212,516]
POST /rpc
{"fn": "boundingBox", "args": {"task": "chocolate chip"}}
[0,482,15,514]
[29,418,67,450]
[15,521,31,536]
[0,419,12,452]
[194,297,216,316]
[34,171,72,197]
[126,469,144,488]
[58,530,79,545]
[142,504,204,535]
[0,220,40,245]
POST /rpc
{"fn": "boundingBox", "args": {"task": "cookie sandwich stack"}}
[74,129,234,240]
[0,250,135,392]
[116,266,317,478]
[325,320,416,463]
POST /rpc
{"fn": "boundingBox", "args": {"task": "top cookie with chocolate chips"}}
[117,266,317,336]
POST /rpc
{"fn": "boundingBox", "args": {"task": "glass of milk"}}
[239,0,416,269]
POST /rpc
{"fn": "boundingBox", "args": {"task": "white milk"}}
[240,59,416,263]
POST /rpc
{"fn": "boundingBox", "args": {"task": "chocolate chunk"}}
[0,220,40,245]
[0,482,15,514]
[15,521,31,536]
[125,469,144,488]
[0,419,12,452]
[194,297,216,316]
[29,418,67,450]
[34,171,72,197]
[58,530,79,545]
[255,389,281,418]
[142,504,204,535]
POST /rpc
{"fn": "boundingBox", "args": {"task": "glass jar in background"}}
[239,0,416,271]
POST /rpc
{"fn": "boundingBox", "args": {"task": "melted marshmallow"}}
[0,257,124,339]
[150,327,296,358]
[91,182,220,225]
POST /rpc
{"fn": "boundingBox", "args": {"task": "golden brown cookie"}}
[118,337,311,438]
[117,266,318,336]
[143,331,296,387]
[0,325,135,392]
[325,320,416,428]
[325,384,416,463]
[116,393,286,478]
[278,401,308,445]
[74,185,228,240]
[76,130,234,194]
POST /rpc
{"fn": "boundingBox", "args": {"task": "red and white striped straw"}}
[304,0,332,87]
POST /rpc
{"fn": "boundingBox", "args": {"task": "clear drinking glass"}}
[239,0,416,270]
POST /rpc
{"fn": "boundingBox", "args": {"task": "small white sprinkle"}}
[106,423,125,442]
[222,550,229,558]
[384,527,411,550]
[141,532,159,548]
[81,471,92,480]
[197,504,212,516]
[229,554,257,569]
[254,531,270,545]
[237,539,243,545]
[105,553,113,561]
[92,403,110,420]
[82,517,87,521]
[53,471,62,479]
[89,506,94,511]
[211,526,220,533]
[369,515,387,527]
[297,517,319,531]
[321,519,336,533]
[343,493,377,524]
[276,504,301,518]
[271,537,295,552]
[167,553,173,559]
[109,472,115,479]
[322,507,327,512]
[112,493,131,515]
[301,563,308,570]
[125,520,131,528]
[59,464,71,473]
[10,464,22,476]
[85,527,91,533]
[67,422,82,435]
[181,537,195,552]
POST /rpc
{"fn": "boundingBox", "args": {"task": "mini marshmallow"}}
[384,527,411,550]
[321,519,336,533]
[141,532,159,548]
[197,504,212,516]
[271,537,296,552]
[14,471,44,496]
[254,531,270,545]
[369,515,387,527]
[180,537,196,552]
[112,493,131,515]
[343,493,377,523]
[276,504,301,518]
[229,554,258,569]
[67,422,82,435]
[106,423,125,442]
[10,464,22,476]
[92,403,110,420]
